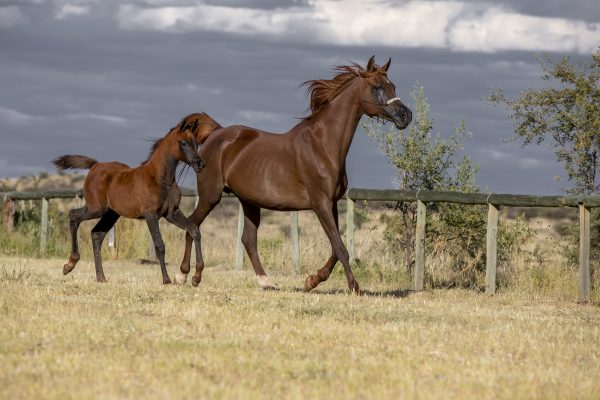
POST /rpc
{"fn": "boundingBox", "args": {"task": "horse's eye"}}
[374,85,383,91]
[179,140,187,147]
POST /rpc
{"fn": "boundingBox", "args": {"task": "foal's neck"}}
[144,136,179,187]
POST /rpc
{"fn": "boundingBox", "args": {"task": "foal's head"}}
[358,56,412,130]
[175,119,205,173]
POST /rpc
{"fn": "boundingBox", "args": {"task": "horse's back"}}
[200,125,311,209]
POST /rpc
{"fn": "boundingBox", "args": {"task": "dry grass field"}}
[2,178,600,398]
[1,256,599,399]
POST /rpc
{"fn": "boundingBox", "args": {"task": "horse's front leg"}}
[305,202,340,291]
[144,213,171,284]
[310,199,360,294]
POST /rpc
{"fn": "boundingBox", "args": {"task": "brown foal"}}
[53,119,205,284]
[178,56,412,293]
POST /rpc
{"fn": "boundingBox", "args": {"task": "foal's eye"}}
[179,140,187,147]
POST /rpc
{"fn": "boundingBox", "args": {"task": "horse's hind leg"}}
[90,209,119,283]
[64,206,104,275]
[165,209,203,286]
[305,203,339,291]
[145,213,171,284]
[240,200,274,290]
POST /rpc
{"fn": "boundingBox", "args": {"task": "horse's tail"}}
[52,155,98,170]
[179,112,222,145]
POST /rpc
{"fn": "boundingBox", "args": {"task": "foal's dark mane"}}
[302,62,382,117]
[142,119,189,165]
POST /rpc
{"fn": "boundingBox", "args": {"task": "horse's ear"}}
[180,120,189,131]
[191,118,199,133]
[366,55,376,72]
[381,58,391,72]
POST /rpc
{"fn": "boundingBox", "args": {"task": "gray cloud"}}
[0,0,597,194]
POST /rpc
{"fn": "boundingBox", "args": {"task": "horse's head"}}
[359,56,412,130]
[178,119,205,173]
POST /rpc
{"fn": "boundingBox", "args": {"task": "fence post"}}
[346,198,355,263]
[579,203,591,302]
[107,226,117,259]
[485,203,499,295]
[291,211,299,274]
[3,197,15,232]
[147,230,156,260]
[40,197,49,256]
[414,199,425,291]
[235,200,245,270]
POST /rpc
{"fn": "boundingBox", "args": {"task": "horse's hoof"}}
[63,263,75,275]
[257,275,274,290]
[304,275,319,292]
[174,273,188,285]
[163,278,172,285]
[96,277,107,283]
[191,275,201,287]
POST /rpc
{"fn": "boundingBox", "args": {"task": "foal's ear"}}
[381,58,391,72]
[366,55,376,72]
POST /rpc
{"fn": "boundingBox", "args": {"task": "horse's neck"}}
[144,141,179,186]
[302,81,363,168]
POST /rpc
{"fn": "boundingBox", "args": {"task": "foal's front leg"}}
[145,213,171,284]
[165,208,203,286]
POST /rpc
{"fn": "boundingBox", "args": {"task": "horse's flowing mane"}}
[303,62,380,116]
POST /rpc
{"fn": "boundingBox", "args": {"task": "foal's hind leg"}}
[240,200,274,290]
[305,203,339,291]
[145,213,171,284]
[64,206,105,275]
[90,209,120,283]
[165,209,203,286]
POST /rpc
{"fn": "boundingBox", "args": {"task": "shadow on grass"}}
[284,286,413,298]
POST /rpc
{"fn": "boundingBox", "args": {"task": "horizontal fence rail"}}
[2,188,596,301]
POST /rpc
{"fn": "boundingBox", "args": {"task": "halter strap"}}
[386,97,401,105]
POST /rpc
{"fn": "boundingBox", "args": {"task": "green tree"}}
[363,84,486,282]
[487,49,600,194]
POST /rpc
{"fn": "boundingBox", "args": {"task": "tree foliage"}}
[487,49,600,194]
[363,84,486,284]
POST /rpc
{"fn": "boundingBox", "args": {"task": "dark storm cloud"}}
[0,0,598,194]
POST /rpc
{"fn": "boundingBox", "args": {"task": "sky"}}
[0,0,598,194]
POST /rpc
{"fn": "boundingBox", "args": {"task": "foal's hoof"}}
[63,263,75,276]
[191,275,201,287]
[303,275,320,292]
[174,273,188,285]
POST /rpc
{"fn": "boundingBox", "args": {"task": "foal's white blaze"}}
[174,272,188,285]
[257,274,272,288]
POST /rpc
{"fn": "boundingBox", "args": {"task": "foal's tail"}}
[179,112,222,145]
[52,155,98,170]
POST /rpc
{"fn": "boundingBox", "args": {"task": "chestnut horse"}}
[52,119,205,284]
[178,56,412,293]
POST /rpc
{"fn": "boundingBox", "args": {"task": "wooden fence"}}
[2,188,597,301]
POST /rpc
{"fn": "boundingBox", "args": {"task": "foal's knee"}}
[190,227,200,242]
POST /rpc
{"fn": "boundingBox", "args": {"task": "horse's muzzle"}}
[191,158,206,173]
[393,106,412,130]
